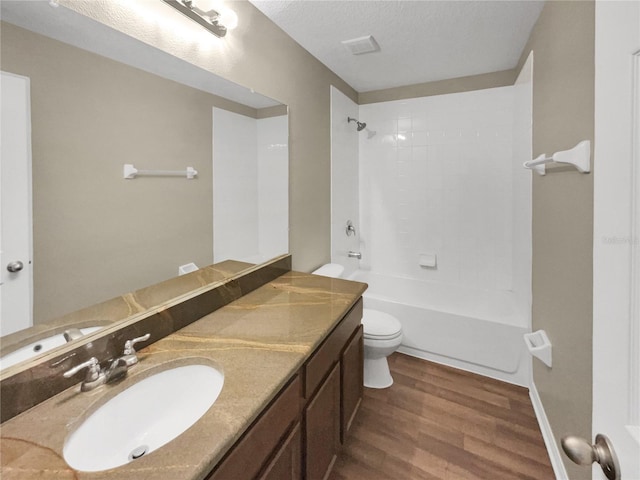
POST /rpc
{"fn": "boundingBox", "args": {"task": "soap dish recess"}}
[524,330,552,367]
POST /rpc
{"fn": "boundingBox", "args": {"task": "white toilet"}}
[312,264,403,389]
[361,309,403,388]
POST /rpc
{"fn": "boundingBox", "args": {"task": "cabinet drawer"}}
[206,374,302,480]
[304,298,363,399]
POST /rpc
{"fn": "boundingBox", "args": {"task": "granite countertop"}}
[0,271,367,480]
[0,260,253,360]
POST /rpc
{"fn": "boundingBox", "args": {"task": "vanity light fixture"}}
[161,0,238,38]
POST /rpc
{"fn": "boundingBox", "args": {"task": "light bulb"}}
[219,7,238,30]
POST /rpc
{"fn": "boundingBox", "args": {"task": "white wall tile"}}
[213,108,288,264]
[257,115,289,260]
[358,86,525,292]
[213,108,259,262]
[511,53,533,323]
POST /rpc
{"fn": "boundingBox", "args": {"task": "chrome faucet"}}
[348,251,362,259]
[121,333,151,367]
[346,220,356,237]
[63,356,127,391]
[63,333,150,391]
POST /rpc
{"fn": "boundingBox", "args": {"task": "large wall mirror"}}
[0,1,289,375]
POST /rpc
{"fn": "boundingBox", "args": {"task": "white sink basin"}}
[63,363,224,472]
[0,327,103,371]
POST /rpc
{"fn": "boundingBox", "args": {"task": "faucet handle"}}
[63,357,101,381]
[122,333,150,367]
[346,220,356,237]
[123,333,150,355]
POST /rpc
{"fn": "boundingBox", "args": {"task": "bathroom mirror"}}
[0,1,289,373]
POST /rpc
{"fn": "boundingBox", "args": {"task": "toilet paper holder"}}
[524,330,552,367]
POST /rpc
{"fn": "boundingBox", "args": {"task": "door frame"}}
[0,71,34,334]
[629,49,640,442]
[592,2,640,479]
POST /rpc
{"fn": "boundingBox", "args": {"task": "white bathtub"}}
[348,270,530,386]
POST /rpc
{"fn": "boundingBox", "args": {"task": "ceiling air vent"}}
[341,35,380,55]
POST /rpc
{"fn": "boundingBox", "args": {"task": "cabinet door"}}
[305,299,362,399]
[206,376,301,480]
[259,423,301,480]
[305,363,340,480]
[341,325,363,443]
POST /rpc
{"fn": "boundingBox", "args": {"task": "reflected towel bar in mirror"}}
[123,164,198,179]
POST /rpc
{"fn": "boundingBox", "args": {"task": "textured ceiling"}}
[249,0,545,92]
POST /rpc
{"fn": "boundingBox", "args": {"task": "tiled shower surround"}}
[213,108,288,263]
[331,63,533,386]
[358,86,529,293]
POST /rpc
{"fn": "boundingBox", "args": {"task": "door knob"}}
[561,434,620,480]
[7,261,24,273]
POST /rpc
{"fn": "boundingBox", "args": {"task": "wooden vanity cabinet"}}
[259,423,302,480]
[340,325,364,442]
[305,363,341,480]
[205,298,363,480]
[303,299,363,480]
[205,375,302,480]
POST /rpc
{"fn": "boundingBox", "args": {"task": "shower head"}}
[347,117,367,132]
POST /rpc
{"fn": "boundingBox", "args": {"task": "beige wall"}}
[62,0,358,275]
[358,69,517,104]
[518,2,595,478]
[2,22,213,323]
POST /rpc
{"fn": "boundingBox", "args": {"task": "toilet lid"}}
[362,309,402,338]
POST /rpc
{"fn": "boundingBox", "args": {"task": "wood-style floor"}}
[330,353,555,480]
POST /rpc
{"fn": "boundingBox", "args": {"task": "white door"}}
[0,71,33,336]
[592,2,640,479]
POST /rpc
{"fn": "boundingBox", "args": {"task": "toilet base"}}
[364,356,393,389]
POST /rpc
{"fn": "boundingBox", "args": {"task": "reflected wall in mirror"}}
[0,0,289,372]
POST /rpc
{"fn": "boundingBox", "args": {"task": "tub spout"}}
[348,251,362,259]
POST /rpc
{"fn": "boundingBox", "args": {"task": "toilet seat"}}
[362,309,402,340]
[364,330,403,341]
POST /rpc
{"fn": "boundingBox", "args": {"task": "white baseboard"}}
[529,382,569,480]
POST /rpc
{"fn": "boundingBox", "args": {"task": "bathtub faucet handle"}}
[346,220,356,237]
[348,251,362,259]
